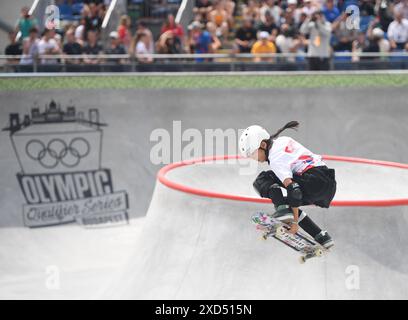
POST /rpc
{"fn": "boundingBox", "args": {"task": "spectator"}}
[287,0,302,25]
[366,15,383,35]
[38,28,62,65]
[105,31,127,64]
[363,27,390,57]
[260,0,282,26]
[297,12,309,29]
[135,33,153,63]
[301,0,317,17]
[156,31,183,54]
[190,22,217,62]
[359,0,375,17]
[207,0,230,38]
[63,28,82,64]
[194,0,213,22]
[98,4,107,21]
[211,29,222,52]
[117,15,132,50]
[20,27,39,65]
[221,0,236,24]
[83,30,103,64]
[50,29,63,51]
[191,13,206,29]
[251,31,277,62]
[132,22,154,55]
[276,23,303,62]
[15,6,38,40]
[359,4,375,33]
[377,0,394,32]
[234,18,258,53]
[352,27,390,61]
[281,7,297,29]
[161,14,185,45]
[75,17,86,46]
[332,12,358,51]
[5,31,22,64]
[351,31,367,62]
[257,10,279,41]
[367,23,390,54]
[387,9,408,50]
[84,3,103,38]
[242,0,261,22]
[372,27,390,54]
[300,10,332,70]
[322,0,340,23]
[395,0,408,20]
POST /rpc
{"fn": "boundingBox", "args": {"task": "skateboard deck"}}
[251,211,327,263]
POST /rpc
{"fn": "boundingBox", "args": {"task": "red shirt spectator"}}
[161,14,184,39]
[117,15,131,49]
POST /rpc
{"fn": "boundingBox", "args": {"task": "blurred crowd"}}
[188,0,408,69]
[4,0,408,69]
[4,1,144,66]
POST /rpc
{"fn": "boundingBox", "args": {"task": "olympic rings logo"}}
[25,137,91,169]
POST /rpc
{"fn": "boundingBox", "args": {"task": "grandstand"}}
[1,0,408,72]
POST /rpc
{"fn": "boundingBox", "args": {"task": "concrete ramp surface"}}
[0,221,144,299]
[108,157,408,299]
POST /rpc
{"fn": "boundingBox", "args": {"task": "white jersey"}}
[268,136,326,183]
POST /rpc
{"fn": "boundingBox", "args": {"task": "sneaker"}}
[314,231,334,249]
[269,205,293,221]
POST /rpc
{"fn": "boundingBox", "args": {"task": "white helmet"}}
[239,125,270,157]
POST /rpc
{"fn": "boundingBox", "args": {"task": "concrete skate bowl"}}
[1,75,408,299]
[108,155,408,300]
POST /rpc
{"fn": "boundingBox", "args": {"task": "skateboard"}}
[251,211,327,263]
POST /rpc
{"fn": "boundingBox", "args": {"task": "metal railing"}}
[101,0,127,35]
[175,0,194,35]
[102,0,118,30]
[3,51,408,60]
[1,51,408,73]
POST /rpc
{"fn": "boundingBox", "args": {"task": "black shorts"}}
[292,166,337,208]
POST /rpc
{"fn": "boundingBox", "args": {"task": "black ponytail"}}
[262,121,299,164]
[270,121,300,140]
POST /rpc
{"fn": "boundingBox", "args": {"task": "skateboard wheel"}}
[299,256,306,264]
[261,234,267,240]
[276,226,285,237]
[314,248,323,257]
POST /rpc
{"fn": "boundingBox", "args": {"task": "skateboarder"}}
[239,121,336,249]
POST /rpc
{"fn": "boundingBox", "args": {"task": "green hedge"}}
[1,74,408,90]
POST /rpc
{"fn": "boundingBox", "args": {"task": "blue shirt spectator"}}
[196,30,212,54]
[195,30,212,62]
[323,0,340,23]
[189,21,213,62]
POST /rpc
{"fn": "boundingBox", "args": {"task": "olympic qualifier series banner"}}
[3,100,129,228]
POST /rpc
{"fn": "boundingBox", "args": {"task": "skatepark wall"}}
[3,86,408,228]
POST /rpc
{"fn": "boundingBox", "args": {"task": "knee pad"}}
[253,171,285,205]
